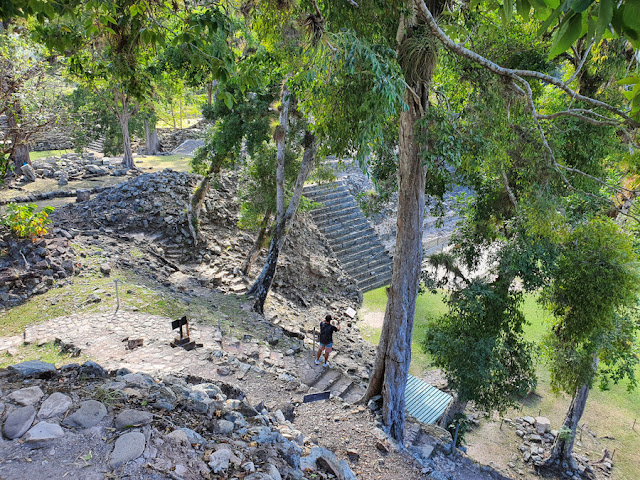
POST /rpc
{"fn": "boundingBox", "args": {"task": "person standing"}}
[316,314,340,367]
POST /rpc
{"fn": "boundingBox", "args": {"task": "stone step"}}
[324,220,373,240]
[311,369,342,392]
[349,257,393,277]
[352,264,393,284]
[327,228,377,250]
[314,211,362,228]
[357,273,393,293]
[343,385,366,404]
[340,248,389,269]
[334,243,386,263]
[332,234,386,257]
[330,377,354,398]
[307,188,351,204]
[311,202,360,219]
[302,183,344,198]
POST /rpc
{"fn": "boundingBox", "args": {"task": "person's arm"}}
[335,320,341,332]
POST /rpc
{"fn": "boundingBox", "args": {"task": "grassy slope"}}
[360,287,640,480]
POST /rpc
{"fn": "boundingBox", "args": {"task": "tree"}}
[541,218,639,467]
[34,0,232,169]
[0,28,65,178]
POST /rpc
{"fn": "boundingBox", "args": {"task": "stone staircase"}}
[86,136,105,154]
[299,352,366,404]
[303,181,393,292]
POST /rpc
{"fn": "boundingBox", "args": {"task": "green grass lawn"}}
[29,149,74,161]
[360,287,640,480]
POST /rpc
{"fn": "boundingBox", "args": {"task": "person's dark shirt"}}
[319,321,338,345]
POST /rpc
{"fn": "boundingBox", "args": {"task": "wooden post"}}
[114,279,120,313]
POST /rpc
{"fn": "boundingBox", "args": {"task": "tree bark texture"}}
[144,118,160,155]
[249,133,317,314]
[274,83,291,223]
[362,85,427,443]
[5,103,31,173]
[241,209,273,276]
[546,383,590,468]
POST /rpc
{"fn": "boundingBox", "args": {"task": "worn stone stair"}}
[303,181,393,292]
[299,352,366,404]
[86,136,105,154]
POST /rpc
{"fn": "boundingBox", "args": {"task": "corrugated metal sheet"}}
[404,374,452,425]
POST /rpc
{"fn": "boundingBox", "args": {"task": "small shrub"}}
[1,203,55,240]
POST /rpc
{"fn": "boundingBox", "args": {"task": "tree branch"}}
[416,0,640,128]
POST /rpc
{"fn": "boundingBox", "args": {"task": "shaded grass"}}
[0,342,87,369]
[29,149,74,161]
[361,286,640,479]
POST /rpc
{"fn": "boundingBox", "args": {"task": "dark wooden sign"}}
[170,316,202,350]
[303,391,331,403]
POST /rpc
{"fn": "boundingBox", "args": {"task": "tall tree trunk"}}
[361,2,441,442]
[187,158,222,245]
[144,118,160,155]
[5,104,31,173]
[241,209,273,275]
[361,85,427,442]
[249,132,317,314]
[546,357,598,469]
[275,84,292,224]
[115,93,135,170]
[546,384,590,469]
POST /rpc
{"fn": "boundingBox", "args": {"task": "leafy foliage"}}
[1,203,55,240]
[541,218,640,394]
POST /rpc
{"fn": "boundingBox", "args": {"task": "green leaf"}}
[503,0,514,23]
[569,0,593,13]
[516,0,532,17]
[622,0,640,32]
[617,76,640,86]
[549,12,583,59]
[537,7,562,35]
[596,0,614,42]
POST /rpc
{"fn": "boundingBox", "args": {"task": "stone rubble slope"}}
[0,359,357,480]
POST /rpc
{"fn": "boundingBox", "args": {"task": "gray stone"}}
[529,434,542,443]
[121,373,154,387]
[8,360,57,378]
[522,416,535,425]
[166,429,190,446]
[38,392,72,419]
[208,449,231,473]
[300,447,356,480]
[58,173,68,186]
[180,427,204,445]
[99,263,111,276]
[266,464,282,480]
[212,419,234,435]
[76,189,91,202]
[21,164,37,181]
[63,400,107,428]
[24,421,65,442]
[188,390,212,413]
[535,416,551,435]
[109,432,146,468]
[115,409,153,430]
[152,386,177,411]
[78,360,108,378]
[8,386,44,406]
[3,405,36,439]
[191,383,223,399]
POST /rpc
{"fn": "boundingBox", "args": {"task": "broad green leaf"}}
[516,0,532,17]
[503,0,514,24]
[622,0,640,32]
[549,12,583,59]
[569,0,593,13]
[537,7,562,35]
[542,0,561,7]
[596,0,614,42]
[617,76,640,86]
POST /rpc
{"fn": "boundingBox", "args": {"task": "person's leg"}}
[323,346,332,364]
[316,345,324,364]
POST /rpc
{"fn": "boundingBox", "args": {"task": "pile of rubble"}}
[0,359,356,479]
[0,229,80,308]
[501,415,612,479]
[27,152,128,185]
